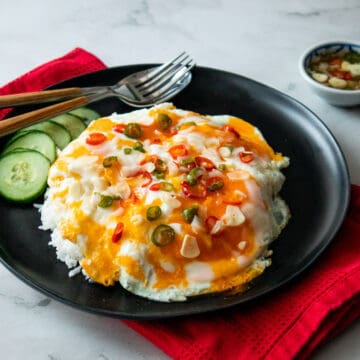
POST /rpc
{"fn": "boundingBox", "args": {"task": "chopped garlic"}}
[219,146,232,158]
[328,77,347,89]
[238,241,246,250]
[223,205,245,226]
[311,72,328,83]
[341,61,360,76]
[211,220,225,235]
[180,234,200,259]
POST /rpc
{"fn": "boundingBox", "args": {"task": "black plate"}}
[0,65,350,319]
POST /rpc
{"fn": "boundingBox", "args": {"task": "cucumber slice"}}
[69,107,100,125]
[23,120,71,149]
[3,130,57,163]
[51,113,86,140]
[0,149,50,203]
[3,130,32,148]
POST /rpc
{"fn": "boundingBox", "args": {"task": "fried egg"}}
[40,103,290,302]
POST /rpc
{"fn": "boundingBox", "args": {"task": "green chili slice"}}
[157,113,172,130]
[187,167,203,185]
[159,182,174,191]
[208,181,224,191]
[151,224,175,246]
[124,148,132,154]
[124,123,143,139]
[181,121,196,127]
[154,158,167,172]
[218,164,227,171]
[180,158,195,167]
[98,195,114,208]
[154,171,165,179]
[102,156,118,168]
[182,205,199,223]
[146,206,162,221]
[133,141,145,153]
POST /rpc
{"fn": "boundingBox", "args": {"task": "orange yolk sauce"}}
[49,105,285,296]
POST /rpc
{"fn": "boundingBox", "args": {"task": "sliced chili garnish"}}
[180,158,196,170]
[86,132,107,145]
[330,69,347,79]
[224,125,240,138]
[187,167,204,185]
[146,206,162,221]
[112,222,124,243]
[169,144,188,159]
[205,216,218,233]
[124,123,143,139]
[130,192,138,203]
[153,158,168,172]
[150,182,174,192]
[113,124,125,133]
[157,113,172,130]
[329,57,342,66]
[195,156,216,171]
[102,156,118,168]
[149,183,160,191]
[207,176,225,191]
[344,72,352,80]
[133,141,145,153]
[151,224,175,247]
[170,128,178,136]
[138,171,152,187]
[98,195,114,208]
[182,205,199,223]
[182,181,207,199]
[239,151,254,163]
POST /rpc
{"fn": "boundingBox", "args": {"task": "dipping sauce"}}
[307,51,360,90]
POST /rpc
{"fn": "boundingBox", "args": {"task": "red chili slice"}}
[224,125,240,138]
[86,132,107,145]
[113,124,125,133]
[329,57,342,66]
[330,69,352,80]
[195,156,216,171]
[152,138,162,144]
[112,222,124,243]
[239,151,254,163]
[181,181,207,199]
[139,171,152,187]
[130,192,138,203]
[205,216,218,233]
[169,144,188,159]
[149,183,161,191]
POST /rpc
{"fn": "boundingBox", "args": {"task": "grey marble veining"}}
[0,0,359,359]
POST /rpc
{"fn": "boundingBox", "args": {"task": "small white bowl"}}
[299,40,360,107]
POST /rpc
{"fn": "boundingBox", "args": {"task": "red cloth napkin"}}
[125,185,360,360]
[0,47,106,120]
[1,49,359,360]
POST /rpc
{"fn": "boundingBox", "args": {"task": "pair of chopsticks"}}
[0,88,92,136]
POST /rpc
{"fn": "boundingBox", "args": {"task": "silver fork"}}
[0,52,195,136]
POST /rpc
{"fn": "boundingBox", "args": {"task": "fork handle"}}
[0,96,89,137]
[0,87,84,108]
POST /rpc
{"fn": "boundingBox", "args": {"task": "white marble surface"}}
[0,0,359,359]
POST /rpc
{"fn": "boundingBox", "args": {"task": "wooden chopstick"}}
[0,88,83,108]
[0,96,89,137]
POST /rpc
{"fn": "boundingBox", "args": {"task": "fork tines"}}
[134,52,195,98]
